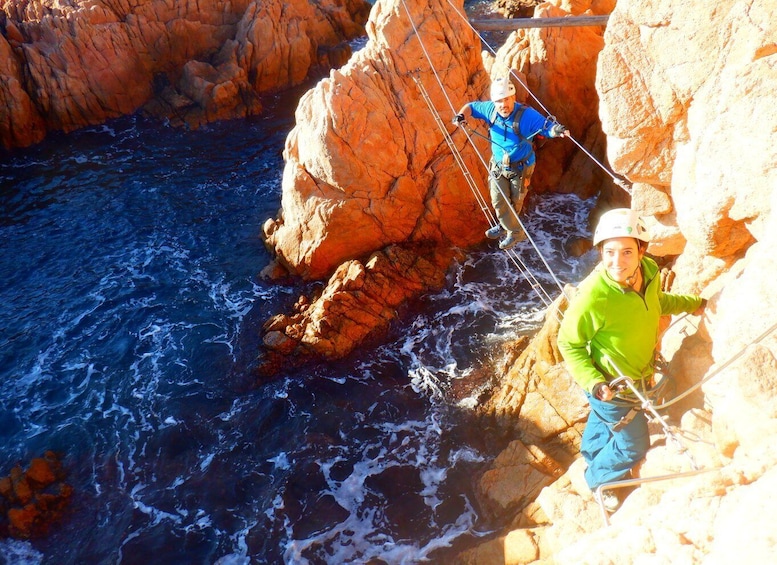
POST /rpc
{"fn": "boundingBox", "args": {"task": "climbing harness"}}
[450,0,632,194]
[411,73,562,314]
[488,103,531,150]
[399,0,638,312]
[594,365,721,526]
[441,0,633,195]
[604,359,695,466]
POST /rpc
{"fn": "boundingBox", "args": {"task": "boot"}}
[499,230,526,250]
[485,225,504,239]
[595,489,621,512]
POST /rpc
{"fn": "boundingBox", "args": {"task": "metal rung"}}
[596,467,720,526]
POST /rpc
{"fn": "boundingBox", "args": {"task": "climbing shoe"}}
[485,225,504,239]
[498,230,526,250]
[595,489,621,512]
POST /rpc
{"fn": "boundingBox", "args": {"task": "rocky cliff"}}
[7,0,774,559]
[0,0,371,149]
[456,0,777,562]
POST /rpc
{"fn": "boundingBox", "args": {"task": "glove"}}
[452,113,466,127]
[550,123,568,137]
[592,382,614,401]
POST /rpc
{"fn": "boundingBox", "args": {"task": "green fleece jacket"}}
[557,256,703,393]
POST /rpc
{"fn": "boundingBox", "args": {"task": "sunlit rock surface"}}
[260,0,608,369]
[0,0,371,148]
[459,0,777,562]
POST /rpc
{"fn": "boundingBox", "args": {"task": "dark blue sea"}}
[0,82,595,563]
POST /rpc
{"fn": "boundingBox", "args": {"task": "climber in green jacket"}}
[557,208,706,511]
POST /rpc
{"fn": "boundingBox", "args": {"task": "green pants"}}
[489,161,534,232]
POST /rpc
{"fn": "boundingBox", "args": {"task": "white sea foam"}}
[214,554,251,565]
[0,116,595,563]
[268,452,291,471]
[0,539,44,564]
[271,193,596,563]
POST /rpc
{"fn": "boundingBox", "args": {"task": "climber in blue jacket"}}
[453,77,568,250]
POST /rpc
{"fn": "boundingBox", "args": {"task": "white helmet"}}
[593,208,651,246]
[490,77,516,101]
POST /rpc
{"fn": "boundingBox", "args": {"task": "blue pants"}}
[581,393,650,489]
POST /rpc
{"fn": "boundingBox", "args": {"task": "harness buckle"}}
[611,408,638,432]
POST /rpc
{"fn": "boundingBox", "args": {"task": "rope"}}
[606,363,700,469]
[410,74,495,225]
[598,320,777,515]
[441,0,549,115]
[411,72,564,319]
[454,118,568,301]
[566,136,632,195]
[428,0,773,403]
[406,0,777,499]
[653,319,777,410]
[427,3,764,410]
[398,0,457,114]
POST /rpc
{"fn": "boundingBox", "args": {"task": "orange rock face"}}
[263,0,492,281]
[258,0,610,369]
[460,1,777,562]
[263,0,611,282]
[487,0,614,199]
[256,243,456,378]
[0,0,371,148]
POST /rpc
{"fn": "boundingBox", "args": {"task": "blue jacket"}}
[469,101,558,166]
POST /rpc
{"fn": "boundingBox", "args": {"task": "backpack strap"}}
[489,103,530,144]
[511,104,527,140]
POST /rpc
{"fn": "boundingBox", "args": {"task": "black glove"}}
[452,113,466,127]
[550,123,567,137]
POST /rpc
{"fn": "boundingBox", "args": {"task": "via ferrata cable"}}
[412,72,561,313]
[653,318,777,411]
[399,0,569,305]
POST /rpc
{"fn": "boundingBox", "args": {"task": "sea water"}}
[0,93,595,563]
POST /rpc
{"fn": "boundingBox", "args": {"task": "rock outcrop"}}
[456,0,777,562]
[256,243,456,376]
[263,0,490,281]
[0,451,71,539]
[259,0,609,371]
[494,0,543,19]
[486,0,615,199]
[0,0,371,149]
